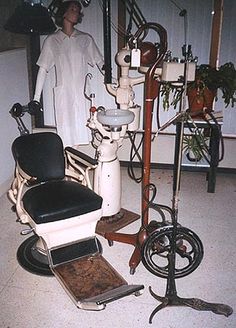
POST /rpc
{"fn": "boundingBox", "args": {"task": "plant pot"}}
[187,87,216,119]
[186,150,203,162]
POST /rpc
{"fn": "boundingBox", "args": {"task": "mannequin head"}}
[55,1,84,27]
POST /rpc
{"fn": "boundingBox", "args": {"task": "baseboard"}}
[120,161,236,174]
[0,177,12,198]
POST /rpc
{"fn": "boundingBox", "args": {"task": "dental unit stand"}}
[104,22,168,273]
[85,55,143,234]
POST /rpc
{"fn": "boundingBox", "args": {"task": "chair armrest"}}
[65,147,98,168]
[65,147,98,189]
[8,168,30,224]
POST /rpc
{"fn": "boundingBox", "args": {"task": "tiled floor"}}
[0,168,235,328]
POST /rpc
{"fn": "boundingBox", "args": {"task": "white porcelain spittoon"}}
[97,108,134,140]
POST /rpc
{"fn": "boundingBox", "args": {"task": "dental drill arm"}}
[106,83,117,97]
[130,75,145,86]
[33,67,47,102]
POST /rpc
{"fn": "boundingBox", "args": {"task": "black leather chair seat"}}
[23,180,103,224]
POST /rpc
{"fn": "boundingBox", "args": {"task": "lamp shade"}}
[4,2,56,35]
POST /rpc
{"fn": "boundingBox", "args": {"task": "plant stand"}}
[183,117,223,193]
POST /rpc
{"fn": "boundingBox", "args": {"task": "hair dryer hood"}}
[4,3,56,35]
[97,109,134,128]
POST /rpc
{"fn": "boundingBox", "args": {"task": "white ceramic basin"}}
[97,109,134,128]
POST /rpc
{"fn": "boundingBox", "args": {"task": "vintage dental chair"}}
[8,131,143,310]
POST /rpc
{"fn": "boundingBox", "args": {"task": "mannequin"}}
[34,0,104,146]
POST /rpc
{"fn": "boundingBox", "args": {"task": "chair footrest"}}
[48,237,144,310]
[82,284,144,310]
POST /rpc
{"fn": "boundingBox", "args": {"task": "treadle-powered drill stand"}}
[140,40,233,322]
[142,116,233,323]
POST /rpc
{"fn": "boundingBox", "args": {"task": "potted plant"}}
[160,62,236,163]
[160,62,236,159]
[187,62,236,116]
[160,61,236,113]
[182,133,209,162]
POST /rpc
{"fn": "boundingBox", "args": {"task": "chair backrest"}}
[12,132,65,183]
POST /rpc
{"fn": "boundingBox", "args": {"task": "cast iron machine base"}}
[141,212,233,323]
[148,287,233,324]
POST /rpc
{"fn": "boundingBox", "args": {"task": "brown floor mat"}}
[54,254,126,302]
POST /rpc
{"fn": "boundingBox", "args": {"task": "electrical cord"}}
[98,0,128,40]
[127,131,144,183]
[126,0,135,41]
[185,111,224,164]
[204,111,224,162]
[156,91,161,130]
[126,85,161,183]
[199,111,224,162]
[90,129,103,150]
[126,75,161,183]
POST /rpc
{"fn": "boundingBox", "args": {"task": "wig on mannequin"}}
[55,1,84,27]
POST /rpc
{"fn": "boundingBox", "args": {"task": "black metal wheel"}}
[17,235,53,276]
[141,226,204,279]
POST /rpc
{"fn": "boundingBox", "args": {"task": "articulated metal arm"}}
[120,0,147,29]
[9,101,42,135]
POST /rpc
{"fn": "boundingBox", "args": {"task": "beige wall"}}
[0,49,31,197]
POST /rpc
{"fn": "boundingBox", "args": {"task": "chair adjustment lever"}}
[21,228,35,235]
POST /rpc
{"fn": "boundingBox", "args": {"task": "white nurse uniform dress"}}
[37,29,103,146]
